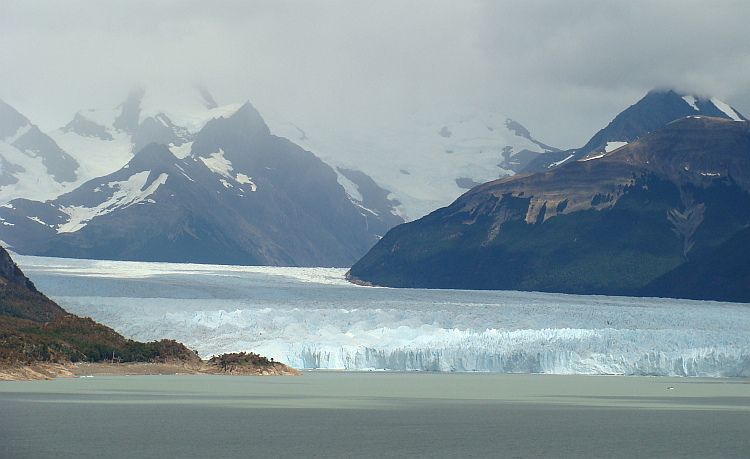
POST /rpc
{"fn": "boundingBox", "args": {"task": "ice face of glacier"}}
[16,255,750,377]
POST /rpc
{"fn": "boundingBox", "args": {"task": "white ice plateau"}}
[15,255,750,377]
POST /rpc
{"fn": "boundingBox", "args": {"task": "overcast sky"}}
[2,0,749,149]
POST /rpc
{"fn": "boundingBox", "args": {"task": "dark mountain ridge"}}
[524,90,747,173]
[348,116,750,302]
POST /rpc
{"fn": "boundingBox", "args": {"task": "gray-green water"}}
[1,372,749,458]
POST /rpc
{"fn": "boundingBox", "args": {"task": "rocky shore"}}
[1,356,300,381]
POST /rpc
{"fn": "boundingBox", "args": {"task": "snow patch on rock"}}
[57,171,168,233]
[0,141,77,204]
[235,173,256,192]
[50,128,133,181]
[550,154,574,167]
[5,124,32,143]
[199,149,233,178]
[710,97,742,121]
[604,141,628,153]
[682,95,699,111]
[169,141,193,159]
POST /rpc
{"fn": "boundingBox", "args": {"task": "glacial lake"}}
[2,372,749,458]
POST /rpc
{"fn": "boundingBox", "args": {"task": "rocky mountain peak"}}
[0,99,31,140]
[126,142,177,172]
[190,101,271,158]
[228,101,272,137]
[607,116,750,191]
[523,89,747,173]
[113,87,146,133]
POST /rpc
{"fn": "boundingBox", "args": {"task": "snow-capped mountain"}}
[349,115,750,302]
[0,100,80,203]
[0,103,403,267]
[0,88,242,209]
[524,89,747,173]
[48,87,241,183]
[4,87,560,225]
[264,108,559,221]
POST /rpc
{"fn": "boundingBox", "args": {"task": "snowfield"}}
[263,108,552,221]
[57,171,168,233]
[16,255,750,376]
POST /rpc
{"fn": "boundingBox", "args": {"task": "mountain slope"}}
[524,90,747,173]
[0,103,403,267]
[1,247,301,379]
[640,226,750,303]
[266,109,559,221]
[0,245,67,322]
[348,116,750,302]
[49,88,217,182]
[0,245,200,368]
[0,99,80,203]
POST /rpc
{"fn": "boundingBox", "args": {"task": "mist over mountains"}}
[0,92,404,267]
[1,87,748,302]
[0,86,564,265]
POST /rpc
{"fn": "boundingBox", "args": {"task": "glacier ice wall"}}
[17,255,750,377]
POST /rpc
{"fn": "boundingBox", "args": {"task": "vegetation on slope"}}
[349,117,750,302]
[0,246,299,377]
[349,175,750,300]
[0,245,199,366]
[0,313,197,366]
[641,227,750,303]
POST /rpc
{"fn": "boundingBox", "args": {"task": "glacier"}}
[15,255,750,377]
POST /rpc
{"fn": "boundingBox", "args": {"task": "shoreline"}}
[4,361,749,382]
[0,360,301,381]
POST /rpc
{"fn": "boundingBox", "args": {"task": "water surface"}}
[2,372,749,458]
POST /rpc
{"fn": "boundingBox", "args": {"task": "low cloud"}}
[1,0,748,149]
